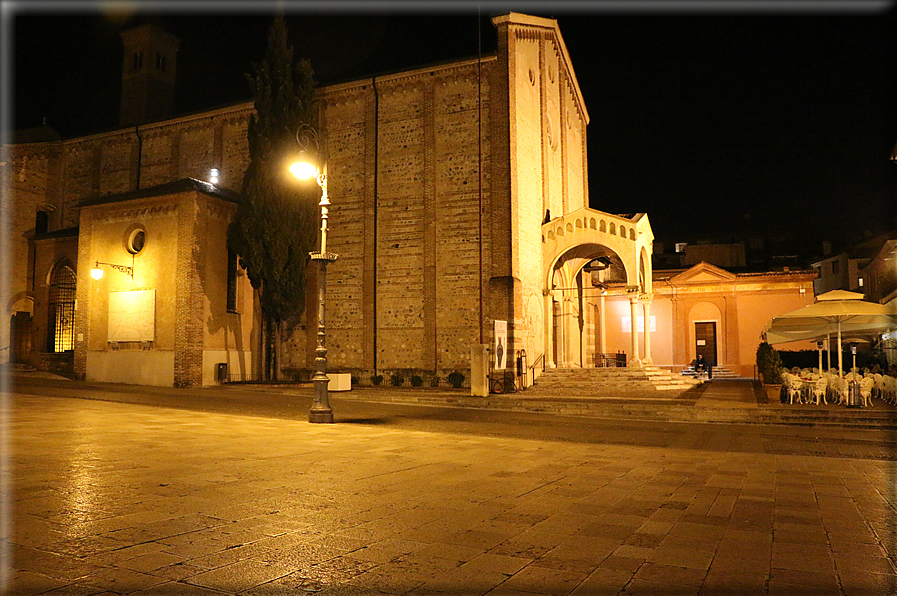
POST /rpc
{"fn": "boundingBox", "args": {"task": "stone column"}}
[559,293,569,368]
[629,294,641,368]
[642,297,653,365]
[599,294,607,355]
[544,289,555,368]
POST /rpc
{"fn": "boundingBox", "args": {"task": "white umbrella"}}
[762,292,897,377]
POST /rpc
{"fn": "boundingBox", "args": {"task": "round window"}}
[127,229,146,254]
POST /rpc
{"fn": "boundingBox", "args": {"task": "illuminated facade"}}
[4,13,666,386]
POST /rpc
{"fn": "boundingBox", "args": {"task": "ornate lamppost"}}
[290,125,338,423]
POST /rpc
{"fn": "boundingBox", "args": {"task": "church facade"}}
[5,13,663,386]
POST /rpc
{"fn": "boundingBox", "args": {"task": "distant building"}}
[811,230,897,298]
[857,236,897,305]
[587,262,816,378]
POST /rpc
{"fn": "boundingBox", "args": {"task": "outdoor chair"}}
[883,376,897,405]
[834,376,849,406]
[813,376,827,405]
[784,373,804,405]
[859,376,874,407]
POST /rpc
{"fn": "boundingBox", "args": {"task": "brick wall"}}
[9,15,592,381]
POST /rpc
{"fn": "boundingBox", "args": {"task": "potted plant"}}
[447,371,465,389]
[756,342,784,400]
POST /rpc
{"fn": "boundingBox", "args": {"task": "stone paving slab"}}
[3,393,897,595]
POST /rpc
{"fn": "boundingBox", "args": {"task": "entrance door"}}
[10,311,33,363]
[695,322,717,365]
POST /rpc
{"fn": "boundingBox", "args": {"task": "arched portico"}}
[542,208,654,368]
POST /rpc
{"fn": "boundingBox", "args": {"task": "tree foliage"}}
[228,16,320,379]
[756,342,784,385]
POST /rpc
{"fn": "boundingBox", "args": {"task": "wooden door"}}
[695,322,717,366]
[10,311,32,363]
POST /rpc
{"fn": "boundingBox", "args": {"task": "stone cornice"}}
[88,201,179,224]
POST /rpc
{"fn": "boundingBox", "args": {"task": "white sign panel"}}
[494,320,508,369]
[108,290,155,342]
[621,316,656,333]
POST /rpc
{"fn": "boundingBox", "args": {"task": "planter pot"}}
[763,383,783,400]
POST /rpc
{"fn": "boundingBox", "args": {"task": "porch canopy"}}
[762,290,897,375]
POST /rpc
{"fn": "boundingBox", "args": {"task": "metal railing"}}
[528,352,545,388]
[593,352,627,367]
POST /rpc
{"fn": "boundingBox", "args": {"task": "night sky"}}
[8,2,897,250]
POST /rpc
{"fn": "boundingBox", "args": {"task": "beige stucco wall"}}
[76,188,253,386]
[592,266,818,376]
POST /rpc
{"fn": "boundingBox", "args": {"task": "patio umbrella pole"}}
[837,321,843,377]
[828,333,833,370]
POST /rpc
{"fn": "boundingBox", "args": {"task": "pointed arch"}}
[47,259,76,352]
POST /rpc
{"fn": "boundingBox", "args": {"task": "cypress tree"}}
[229,16,319,381]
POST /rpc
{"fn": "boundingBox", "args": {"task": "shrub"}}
[411,375,424,387]
[390,374,405,386]
[430,376,440,387]
[447,371,465,389]
[756,342,784,385]
[351,376,360,386]
[370,374,383,386]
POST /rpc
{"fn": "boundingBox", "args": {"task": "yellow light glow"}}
[290,161,318,180]
[91,267,104,280]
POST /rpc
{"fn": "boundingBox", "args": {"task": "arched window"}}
[47,261,76,352]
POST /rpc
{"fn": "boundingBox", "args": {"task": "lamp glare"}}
[290,161,317,180]
[91,267,104,280]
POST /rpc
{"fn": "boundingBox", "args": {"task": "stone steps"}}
[527,366,703,397]
[0,362,36,372]
[337,390,897,429]
[680,366,740,379]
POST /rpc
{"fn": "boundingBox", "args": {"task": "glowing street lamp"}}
[291,124,338,423]
[91,260,134,280]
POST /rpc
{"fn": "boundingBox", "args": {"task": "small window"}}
[858,277,864,287]
[156,53,166,71]
[133,51,143,71]
[832,261,840,275]
[35,210,49,235]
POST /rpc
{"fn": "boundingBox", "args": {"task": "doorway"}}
[10,311,33,363]
[695,321,717,365]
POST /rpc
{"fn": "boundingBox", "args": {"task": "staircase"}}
[526,366,703,398]
[680,365,740,379]
[0,362,36,373]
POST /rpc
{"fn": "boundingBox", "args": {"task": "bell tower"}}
[119,23,180,127]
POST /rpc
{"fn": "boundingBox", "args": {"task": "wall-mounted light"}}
[210,168,219,184]
[91,260,134,280]
[799,287,806,296]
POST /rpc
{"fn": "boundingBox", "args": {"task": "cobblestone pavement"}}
[3,378,897,595]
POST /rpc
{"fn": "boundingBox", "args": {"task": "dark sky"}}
[7,1,897,248]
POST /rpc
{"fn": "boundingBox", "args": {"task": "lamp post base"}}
[308,408,334,423]
[309,372,333,424]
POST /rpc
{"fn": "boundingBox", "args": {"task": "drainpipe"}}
[372,78,379,376]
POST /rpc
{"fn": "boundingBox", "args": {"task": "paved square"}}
[3,394,896,595]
